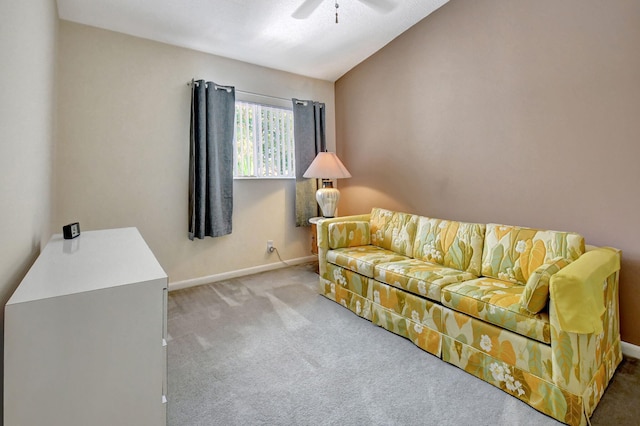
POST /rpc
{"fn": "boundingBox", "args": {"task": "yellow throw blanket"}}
[549,247,620,334]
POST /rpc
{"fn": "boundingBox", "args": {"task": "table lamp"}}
[303,151,352,218]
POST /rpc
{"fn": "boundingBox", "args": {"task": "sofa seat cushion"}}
[374,259,477,302]
[327,246,410,278]
[441,277,551,344]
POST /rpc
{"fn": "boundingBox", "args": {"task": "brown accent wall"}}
[335,0,640,345]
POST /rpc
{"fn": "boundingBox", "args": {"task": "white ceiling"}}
[56,0,448,82]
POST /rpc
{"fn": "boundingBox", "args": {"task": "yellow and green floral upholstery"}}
[369,208,418,257]
[441,306,554,381]
[441,277,551,344]
[521,257,571,314]
[374,259,476,302]
[413,217,486,276]
[324,262,373,299]
[328,221,370,249]
[321,263,373,321]
[316,209,621,426]
[371,280,444,356]
[482,223,585,285]
[316,214,370,278]
[326,246,409,278]
[441,333,584,425]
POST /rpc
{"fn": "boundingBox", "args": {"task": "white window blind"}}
[234,101,295,178]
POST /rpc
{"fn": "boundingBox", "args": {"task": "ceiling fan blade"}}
[358,0,397,13]
[292,0,324,19]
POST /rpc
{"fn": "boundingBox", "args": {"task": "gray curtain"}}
[189,80,235,240]
[293,99,326,227]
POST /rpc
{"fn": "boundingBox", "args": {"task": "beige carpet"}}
[167,262,639,425]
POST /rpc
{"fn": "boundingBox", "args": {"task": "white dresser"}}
[4,227,168,426]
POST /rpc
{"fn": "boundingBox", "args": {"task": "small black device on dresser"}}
[63,222,81,239]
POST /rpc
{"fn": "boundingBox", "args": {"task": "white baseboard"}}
[622,341,640,359]
[168,255,317,291]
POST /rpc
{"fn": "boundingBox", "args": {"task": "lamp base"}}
[316,185,340,218]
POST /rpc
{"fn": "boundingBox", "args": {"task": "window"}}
[233,101,295,178]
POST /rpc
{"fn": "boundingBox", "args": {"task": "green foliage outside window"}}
[234,102,295,178]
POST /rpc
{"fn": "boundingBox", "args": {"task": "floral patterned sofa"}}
[316,207,621,426]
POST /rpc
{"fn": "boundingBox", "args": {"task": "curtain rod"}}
[187,80,295,103]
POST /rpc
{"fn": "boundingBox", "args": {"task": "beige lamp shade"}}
[302,152,352,179]
[303,152,351,218]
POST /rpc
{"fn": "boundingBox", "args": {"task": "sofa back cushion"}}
[412,217,486,276]
[369,208,418,257]
[482,224,585,285]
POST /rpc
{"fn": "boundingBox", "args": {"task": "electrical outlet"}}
[267,240,274,253]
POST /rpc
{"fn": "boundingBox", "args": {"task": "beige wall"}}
[55,21,335,285]
[0,0,57,297]
[336,0,640,345]
[0,0,58,419]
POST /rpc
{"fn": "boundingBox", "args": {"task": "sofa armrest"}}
[328,221,371,249]
[550,247,620,334]
[317,214,371,277]
[548,247,622,396]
